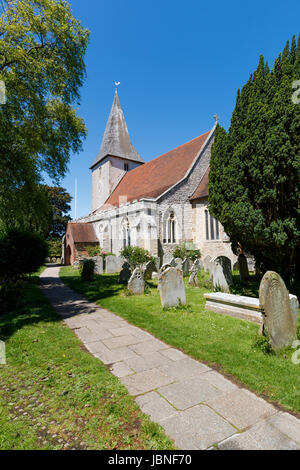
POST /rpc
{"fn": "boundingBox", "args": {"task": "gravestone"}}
[93,256,103,274]
[119,262,131,284]
[144,260,156,280]
[169,258,176,267]
[259,271,297,350]
[182,258,190,277]
[238,253,250,281]
[105,255,124,274]
[174,258,183,270]
[203,255,212,273]
[212,256,232,293]
[188,259,201,287]
[153,257,160,271]
[163,253,174,265]
[158,267,186,308]
[160,263,171,273]
[128,268,145,295]
[290,295,299,327]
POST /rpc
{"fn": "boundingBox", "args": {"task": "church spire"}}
[90,89,144,169]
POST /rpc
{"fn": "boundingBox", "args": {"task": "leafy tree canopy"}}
[45,185,72,238]
[0,0,89,231]
[209,35,300,284]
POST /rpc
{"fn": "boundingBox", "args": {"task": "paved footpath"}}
[40,266,300,450]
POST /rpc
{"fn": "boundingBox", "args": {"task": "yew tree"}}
[209,36,300,284]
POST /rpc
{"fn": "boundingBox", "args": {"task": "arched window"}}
[122,218,131,248]
[205,210,220,241]
[163,211,176,244]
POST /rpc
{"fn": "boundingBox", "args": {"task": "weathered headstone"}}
[144,260,156,280]
[93,256,103,274]
[188,259,201,287]
[160,263,171,273]
[153,257,160,271]
[174,258,183,270]
[182,258,190,277]
[158,267,186,308]
[289,294,299,327]
[119,262,131,284]
[212,256,232,293]
[163,253,174,265]
[203,255,212,273]
[238,253,250,281]
[105,255,124,274]
[128,268,145,295]
[259,271,297,350]
[169,258,176,267]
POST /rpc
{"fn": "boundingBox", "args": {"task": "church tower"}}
[90,90,144,211]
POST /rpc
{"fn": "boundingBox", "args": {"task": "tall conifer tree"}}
[209,36,300,284]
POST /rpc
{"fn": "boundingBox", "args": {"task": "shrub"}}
[85,245,100,258]
[173,243,201,261]
[120,246,154,270]
[0,229,48,281]
[80,259,95,282]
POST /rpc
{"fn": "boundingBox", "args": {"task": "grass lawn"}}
[60,266,300,416]
[0,273,174,450]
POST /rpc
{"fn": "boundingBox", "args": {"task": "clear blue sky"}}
[49,0,299,219]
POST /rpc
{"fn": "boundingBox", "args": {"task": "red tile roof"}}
[190,167,209,200]
[69,223,98,243]
[99,131,210,210]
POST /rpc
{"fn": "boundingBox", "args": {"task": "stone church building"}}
[64,91,236,266]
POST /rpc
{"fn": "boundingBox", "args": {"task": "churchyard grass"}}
[60,267,300,415]
[0,273,174,450]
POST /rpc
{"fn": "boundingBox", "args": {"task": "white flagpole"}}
[75,177,78,220]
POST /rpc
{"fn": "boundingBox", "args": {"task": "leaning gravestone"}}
[105,255,124,274]
[212,256,232,293]
[182,258,190,277]
[144,260,156,281]
[259,271,297,350]
[158,267,186,308]
[163,253,174,266]
[128,268,145,295]
[238,253,250,281]
[119,262,131,284]
[93,256,103,274]
[160,263,171,273]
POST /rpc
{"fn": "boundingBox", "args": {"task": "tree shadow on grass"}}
[60,272,124,304]
[0,275,60,342]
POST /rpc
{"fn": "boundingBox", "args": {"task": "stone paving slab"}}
[120,368,174,395]
[39,266,300,450]
[218,413,300,450]
[159,357,210,381]
[94,346,138,364]
[136,392,178,422]
[159,405,237,450]
[124,351,173,373]
[206,388,277,430]
[129,339,169,355]
[158,375,224,410]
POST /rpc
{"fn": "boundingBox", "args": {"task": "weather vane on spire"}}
[213,114,219,123]
[114,81,121,93]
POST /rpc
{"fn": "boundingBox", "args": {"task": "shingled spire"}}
[90,90,143,169]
